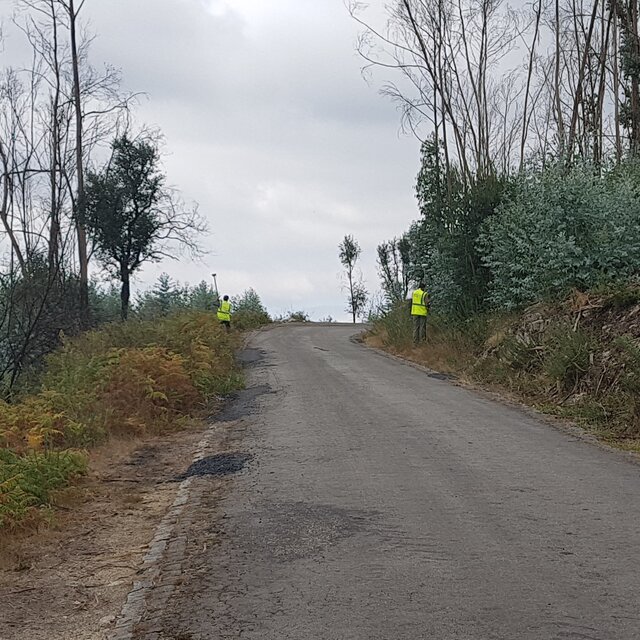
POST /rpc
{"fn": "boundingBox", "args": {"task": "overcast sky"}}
[2,0,421,320]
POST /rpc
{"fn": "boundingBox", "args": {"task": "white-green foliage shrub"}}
[480,162,640,309]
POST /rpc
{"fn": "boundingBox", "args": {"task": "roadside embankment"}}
[0,311,243,532]
[366,285,640,450]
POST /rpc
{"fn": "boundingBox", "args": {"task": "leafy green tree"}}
[84,134,204,320]
[231,288,270,329]
[89,281,121,325]
[187,280,218,311]
[411,137,506,315]
[338,234,368,323]
[286,310,310,322]
[232,288,267,314]
[377,235,411,305]
[136,273,187,318]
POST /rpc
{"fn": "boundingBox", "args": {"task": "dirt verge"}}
[0,423,219,640]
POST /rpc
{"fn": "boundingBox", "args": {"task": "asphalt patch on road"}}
[217,384,272,422]
[176,452,253,480]
[427,372,453,381]
[235,501,377,562]
[235,347,265,367]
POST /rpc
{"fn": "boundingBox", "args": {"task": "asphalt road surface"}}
[147,324,640,640]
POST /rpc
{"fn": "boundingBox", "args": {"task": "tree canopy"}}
[84,134,204,319]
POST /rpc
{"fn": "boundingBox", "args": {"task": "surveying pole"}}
[211,273,219,298]
[211,273,220,310]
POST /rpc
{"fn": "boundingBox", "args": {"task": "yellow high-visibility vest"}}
[217,300,232,322]
[411,289,428,316]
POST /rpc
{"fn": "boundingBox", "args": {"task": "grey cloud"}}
[2,0,420,320]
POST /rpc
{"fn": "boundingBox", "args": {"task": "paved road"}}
[150,324,640,640]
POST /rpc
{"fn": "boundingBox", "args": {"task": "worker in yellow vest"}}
[217,295,232,332]
[411,281,429,344]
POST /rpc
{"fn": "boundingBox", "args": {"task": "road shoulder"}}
[360,334,640,466]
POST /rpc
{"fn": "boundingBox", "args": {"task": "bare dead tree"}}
[60,0,89,322]
[566,0,601,159]
[349,0,633,173]
[520,0,543,170]
[349,0,525,180]
[0,1,137,390]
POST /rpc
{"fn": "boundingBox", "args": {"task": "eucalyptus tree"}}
[377,235,411,305]
[339,234,368,323]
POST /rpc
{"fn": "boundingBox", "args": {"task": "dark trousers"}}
[221,320,230,333]
[413,315,427,343]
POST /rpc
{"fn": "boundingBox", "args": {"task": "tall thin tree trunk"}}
[0,143,27,275]
[613,5,622,162]
[594,0,613,165]
[437,2,452,199]
[401,0,472,182]
[630,0,640,154]
[555,0,566,155]
[48,0,61,277]
[566,0,601,160]
[120,266,130,321]
[349,265,356,324]
[68,0,89,323]
[521,0,543,170]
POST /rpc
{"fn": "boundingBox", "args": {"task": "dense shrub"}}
[542,326,596,393]
[30,312,241,445]
[409,138,507,315]
[98,347,200,436]
[0,449,87,530]
[0,310,242,528]
[480,163,640,309]
[0,261,87,397]
[279,310,310,322]
[374,302,413,349]
[231,288,271,330]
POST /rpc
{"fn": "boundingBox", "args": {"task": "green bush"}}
[613,337,640,434]
[33,312,242,445]
[375,302,413,349]
[598,282,640,310]
[0,311,243,528]
[480,162,640,309]
[0,449,87,529]
[493,334,542,372]
[284,310,310,322]
[230,288,271,330]
[410,138,508,315]
[232,308,271,330]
